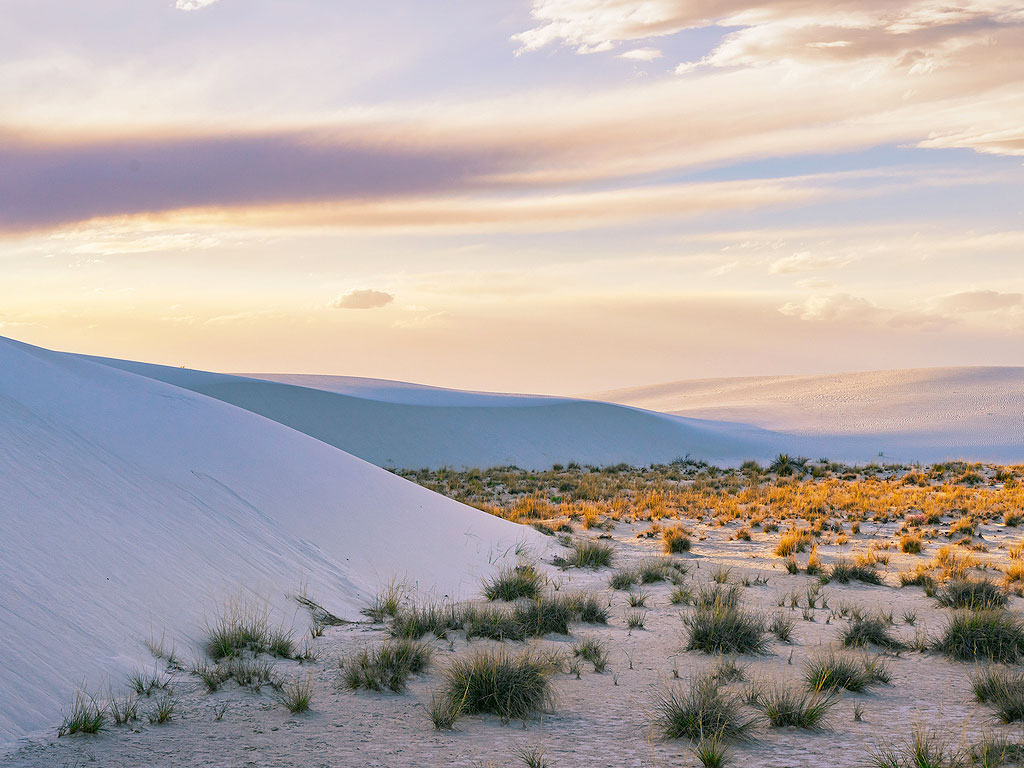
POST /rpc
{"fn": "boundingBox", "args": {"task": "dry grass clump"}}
[842,614,903,650]
[775,528,813,557]
[555,539,614,569]
[664,526,692,554]
[935,579,1008,610]
[571,636,608,672]
[949,517,976,538]
[278,674,313,714]
[341,639,433,693]
[934,611,1024,663]
[899,566,939,594]
[972,667,1024,723]
[204,601,294,661]
[483,564,544,601]
[1003,562,1024,586]
[900,534,924,554]
[684,603,768,655]
[803,650,891,692]
[652,672,754,741]
[746,680,837,729]
[390,602,463,639]
[933,546,979,580]
[693,583,742,610]
[827,557,883,585]
[435,649,555,725]
[362,580,408,623]
[57,691,104,736]
[868,725,966,768]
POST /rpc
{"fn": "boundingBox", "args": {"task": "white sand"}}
[3,516,1016,768]
[0,337,540,743]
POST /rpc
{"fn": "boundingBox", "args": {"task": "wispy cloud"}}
[175,0,220,11]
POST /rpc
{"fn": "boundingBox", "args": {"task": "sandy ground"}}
[5,515,1022,768]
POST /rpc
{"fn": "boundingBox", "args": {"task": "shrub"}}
[574,593,609,624]
[58,691,104,736]
[748,681,837,729]
[684,604,768,655]
[900,535,923,554]
[899,567,938,594]
[842,615,903,650]
[934,611,1024,663]
[804,651,891,692]
[935,579,1008,610]
[653,673,753,740]
[483,564,544,601]
[664,527,692,554]
[1005,513,1023,527]
[438,649,554,723]
[638,558,685,584]
[341,639,433,693]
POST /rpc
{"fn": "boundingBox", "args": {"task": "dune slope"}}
[79,357,775,469]
[0,337,535,743]
[588,367,1024,464]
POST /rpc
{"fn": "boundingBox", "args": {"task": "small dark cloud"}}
[330,289,394,310]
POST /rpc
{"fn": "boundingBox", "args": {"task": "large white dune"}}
[78,357,777,469]
[0,337,538,743]
[587,367,1024,465]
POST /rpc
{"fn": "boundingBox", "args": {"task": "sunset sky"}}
[2,0,1022,393]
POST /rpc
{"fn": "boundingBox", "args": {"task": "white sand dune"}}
[587,367,1024,464]
[0,337,537,743]
[79,357,777,469]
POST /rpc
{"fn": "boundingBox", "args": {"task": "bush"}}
[935,579,1008,610]
[748,681,837,729]
[438,649,554,723]
[664,527,692,554]
[934,611,1024,663]
[899,535,924,554]
[803,651,891,692]
[341,639,433,692]
[685,604,768,655]
[653,673,753,740]
[483,564,544,601]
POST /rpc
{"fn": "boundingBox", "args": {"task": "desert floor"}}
[4,509,1021,768]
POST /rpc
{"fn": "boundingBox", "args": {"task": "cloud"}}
[618,47,663,61]
[0,128,523,233]
[175,0,220,10]
[770,252,849,273]
[936,289,1023,313]
[330,289,395,310]
[779,292,879,322]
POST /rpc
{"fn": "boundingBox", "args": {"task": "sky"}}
[1,0,1022,394]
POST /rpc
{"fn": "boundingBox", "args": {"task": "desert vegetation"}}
[32,458,1024,768]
